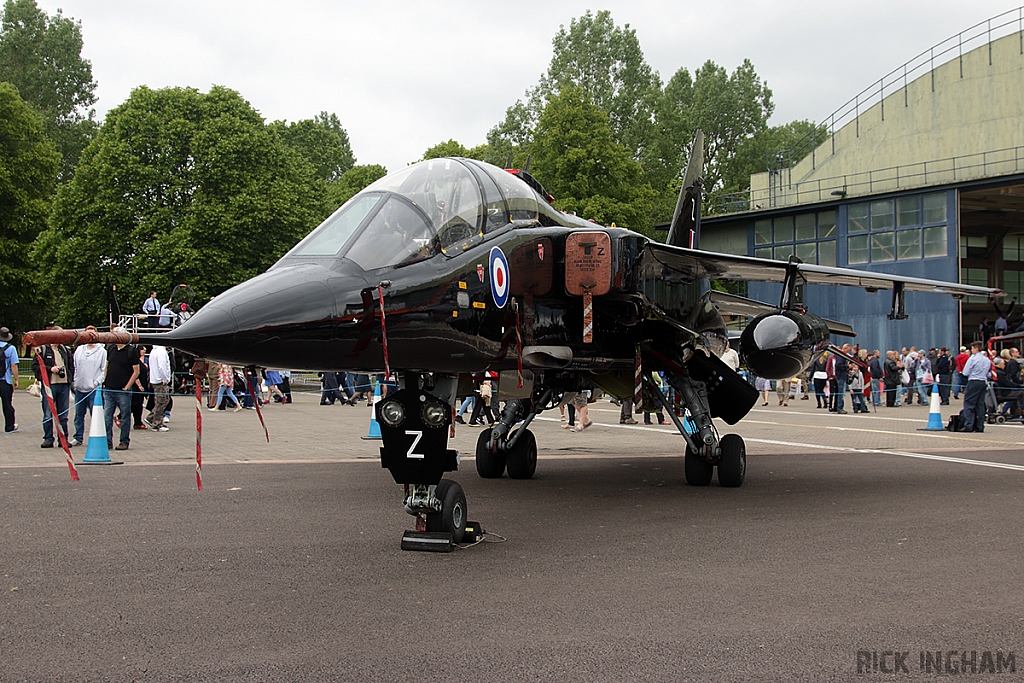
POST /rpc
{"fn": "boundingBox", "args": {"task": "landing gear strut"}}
[649,350,749,488]
[376,382,466,551]
[474,390,550,480]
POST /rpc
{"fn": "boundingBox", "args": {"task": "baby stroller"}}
[986,381,1024,424]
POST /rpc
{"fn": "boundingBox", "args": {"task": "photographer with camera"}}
[31,326,75,448]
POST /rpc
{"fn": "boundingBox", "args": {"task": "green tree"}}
[643,67,695,223]
[271,111,355,182]
[325,163,387,209]
[645,59,774,223]
[530,87,654,233]
[0,81,59,331]
[485,99,534,168]
[0,0,97,179]
[687,59,773,194]
[34,85,326,326]
[421,139,488,162]
[722,119,828,194]
[489,10,660,163]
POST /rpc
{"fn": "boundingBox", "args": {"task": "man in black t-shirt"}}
[104,329,140,450]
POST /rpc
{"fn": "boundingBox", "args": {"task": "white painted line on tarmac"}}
[746,437,1024,473]
[534,417,1024,472]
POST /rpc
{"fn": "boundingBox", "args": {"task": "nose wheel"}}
[425,479,467,543]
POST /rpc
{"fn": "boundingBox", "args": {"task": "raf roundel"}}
[489,246,510,308]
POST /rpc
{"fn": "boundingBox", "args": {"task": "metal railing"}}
[766,6,1024,176]
[708,145,1024,214]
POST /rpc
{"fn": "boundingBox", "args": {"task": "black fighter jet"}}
[25,135,1002,548]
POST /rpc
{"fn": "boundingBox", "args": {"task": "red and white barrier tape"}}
[246,372,269,443]
[35,351,78,481]
[378,284,391,381]
[194,380,203,491]
[582,292,593,344]
[634,344,643,409]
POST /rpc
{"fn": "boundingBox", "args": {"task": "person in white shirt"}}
[720,341,740,372]
[142,291,160,327]
[71,326,107,446]
[145,345,172,431]
[959,341,993,433]
[157,303,175,328]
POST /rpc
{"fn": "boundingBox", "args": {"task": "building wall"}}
[739,189,962,352]
[708,23,1024,353]
[750,31,1024,207]
[699,221,747,255]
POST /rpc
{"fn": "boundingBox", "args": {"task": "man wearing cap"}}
[0,327,18,432]
[31,328,75,448]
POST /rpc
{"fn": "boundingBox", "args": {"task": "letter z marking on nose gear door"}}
[406,430,424,459]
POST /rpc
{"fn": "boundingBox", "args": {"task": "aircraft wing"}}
[644,243,1004,300]
[707,290,857,336]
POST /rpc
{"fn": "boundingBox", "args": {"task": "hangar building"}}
[702,9,1024,352]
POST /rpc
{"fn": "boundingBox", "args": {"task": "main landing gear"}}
[474,396,544,480]
[683,433,746,487]
[646,346,757,488]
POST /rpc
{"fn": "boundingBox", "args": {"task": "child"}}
[849,363,868,413]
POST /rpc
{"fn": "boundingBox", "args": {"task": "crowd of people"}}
[319,372,373,406]
[746,340,1024,429]
[4,308,1023,445]
[1,324,173,451]
[0,319,301,451]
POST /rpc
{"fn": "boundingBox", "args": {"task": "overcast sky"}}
[34,1,1021,173]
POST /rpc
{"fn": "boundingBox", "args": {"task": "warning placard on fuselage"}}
[565,232,612,297]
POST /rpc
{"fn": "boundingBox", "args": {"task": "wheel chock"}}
[401,530,454,552]
[462,521,484,543]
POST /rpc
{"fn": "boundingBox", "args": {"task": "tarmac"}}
[2,387,1024,681]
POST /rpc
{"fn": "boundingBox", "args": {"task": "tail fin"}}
[665,130,704,249]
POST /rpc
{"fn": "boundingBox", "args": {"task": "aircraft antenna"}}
[504,153,512,170]
[523,154,531,174]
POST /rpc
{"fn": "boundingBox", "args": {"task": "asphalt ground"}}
[2,388,1024,681]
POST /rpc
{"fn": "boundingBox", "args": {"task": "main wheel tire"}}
[475,428,506,478]
[684,445,714,486]
[505,429,537,480]
[425,479,467,543]
[717,433,746,488]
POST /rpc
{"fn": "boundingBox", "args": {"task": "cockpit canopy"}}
[284,157,589,270]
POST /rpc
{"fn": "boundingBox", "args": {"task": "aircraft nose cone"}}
[157,263,369,367]
[156,296,238,358]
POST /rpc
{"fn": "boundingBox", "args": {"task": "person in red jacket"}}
[953,346,970,400]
